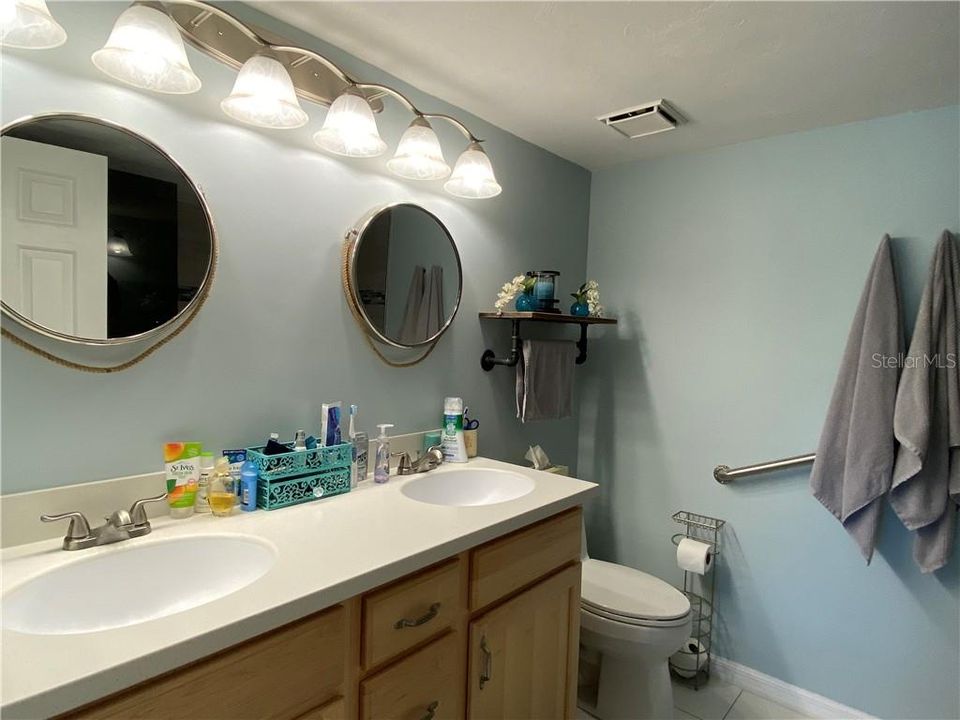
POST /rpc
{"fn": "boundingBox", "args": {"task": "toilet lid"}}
[581,559,690,621]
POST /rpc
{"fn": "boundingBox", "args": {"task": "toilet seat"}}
[581,559,690,628]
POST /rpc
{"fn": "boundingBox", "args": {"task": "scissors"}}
[463,407,480,430]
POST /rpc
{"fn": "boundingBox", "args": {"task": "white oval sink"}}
[401,468,535,507]
[3,535,275,635]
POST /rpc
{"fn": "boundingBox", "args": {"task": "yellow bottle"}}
[208,457,236,517]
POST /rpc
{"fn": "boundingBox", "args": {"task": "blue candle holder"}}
[529,271,560,312]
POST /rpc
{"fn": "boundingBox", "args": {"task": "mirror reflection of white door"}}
[1,136,108,338]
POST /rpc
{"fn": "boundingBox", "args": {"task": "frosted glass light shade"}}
[91,5,200,94]
[0,0,66,49]
[314,88,386,158]
[107,235,133,257]
[386,117,451,180]
[444,142,502,199]
[220,54,308,129]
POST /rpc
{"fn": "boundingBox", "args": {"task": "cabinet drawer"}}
[65,606,346,720]
[361,633,464,720]
[470,507,581,611]
[363,557,462,670]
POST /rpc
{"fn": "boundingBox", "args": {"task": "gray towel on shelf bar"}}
[890,231,960,573]
[810,235,903,563]
[516,340,577,423]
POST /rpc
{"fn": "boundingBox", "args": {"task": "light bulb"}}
[444,142,502,199]
[313,87,386,158]
[0,0,66,49]
[107,234,133,257]
[91,5,200,94]
[220,54,308,129]
[386,117,451,180]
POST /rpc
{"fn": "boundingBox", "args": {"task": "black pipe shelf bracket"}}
[478,311,617,372]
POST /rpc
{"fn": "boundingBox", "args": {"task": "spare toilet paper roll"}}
[676,538,714,574]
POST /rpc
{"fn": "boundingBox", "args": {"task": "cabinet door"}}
[467,563,581,720]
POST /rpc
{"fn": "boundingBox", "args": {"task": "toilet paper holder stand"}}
[669,510,725,690]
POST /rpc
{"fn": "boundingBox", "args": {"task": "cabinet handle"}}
[394,602,441,629]
[420,700,439,720]
[479,635,492,690]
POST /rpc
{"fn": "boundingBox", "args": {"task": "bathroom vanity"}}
[0,459,596,719]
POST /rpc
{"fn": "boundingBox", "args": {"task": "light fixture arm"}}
[270,44,355,86]
[159,0,481,138]
[328,83,481,142]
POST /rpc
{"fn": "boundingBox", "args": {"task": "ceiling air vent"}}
[597,99,684,139]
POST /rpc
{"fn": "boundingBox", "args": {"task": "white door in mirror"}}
[1,137,108,337]
[2,535,275,635]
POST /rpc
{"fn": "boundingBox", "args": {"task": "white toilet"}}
[578,533,692,719]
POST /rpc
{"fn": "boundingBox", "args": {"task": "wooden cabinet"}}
[360,632,464,720]
[469,508,581,611]
[467,564,581,720]
[61,507,582,720]
[65,606,347,720]
[362,557,462,671]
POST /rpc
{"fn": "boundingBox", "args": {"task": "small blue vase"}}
[515,293,536,311]
[570,301,590,317]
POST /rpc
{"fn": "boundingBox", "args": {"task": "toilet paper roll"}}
[676,538,714,574]
[670,638,708,678]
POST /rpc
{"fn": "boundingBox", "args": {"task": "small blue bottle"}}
[240,460,258,512]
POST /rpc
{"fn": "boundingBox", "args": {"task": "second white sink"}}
[2,535,275,635]
[401,468,535,507]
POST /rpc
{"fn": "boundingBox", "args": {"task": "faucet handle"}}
[40,511,91,541]
[392,451,412,475]
[129,492,168,526]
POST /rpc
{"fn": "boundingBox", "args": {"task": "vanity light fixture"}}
[387,116,451,181]
[87,1,501,199]
[444,142,503,199]
[91,4,201,94]
[314,87,387,158]
[0,0,66,49]
[220,53,308,129]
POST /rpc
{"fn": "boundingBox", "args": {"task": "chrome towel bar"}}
[714,453,815,484]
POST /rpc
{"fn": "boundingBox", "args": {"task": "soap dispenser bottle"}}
[374,424,394,484]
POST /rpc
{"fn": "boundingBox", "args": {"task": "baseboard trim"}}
[711,656,875,719]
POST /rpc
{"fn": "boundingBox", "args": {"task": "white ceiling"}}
[260,2,959,171]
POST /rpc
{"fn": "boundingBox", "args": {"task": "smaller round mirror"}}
[346,204,462,348]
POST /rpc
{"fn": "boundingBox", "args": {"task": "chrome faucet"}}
[393,446,445,476]
[41,492,168,551]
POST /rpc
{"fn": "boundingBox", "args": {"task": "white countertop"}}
[0,458,596,718]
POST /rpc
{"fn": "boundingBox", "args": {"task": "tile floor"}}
[672,677,809,720]
[577,677,811,720]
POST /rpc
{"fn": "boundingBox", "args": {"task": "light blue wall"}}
[0,2,591,493]
[580,105,960,719]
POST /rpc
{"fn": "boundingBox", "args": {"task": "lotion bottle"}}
[441,397,468,463]
[374,424,394,484]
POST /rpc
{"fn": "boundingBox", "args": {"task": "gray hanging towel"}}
[890,231,960,573]
[397,265,425,344]
[516,340,577,423]
[414,265,444,342]
[810,236,903,563]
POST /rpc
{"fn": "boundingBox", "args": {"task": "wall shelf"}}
[478,311,617,371]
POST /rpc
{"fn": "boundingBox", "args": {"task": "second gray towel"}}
[891,231,960,573]
[810,236,903,563]
[516,340,577,423]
